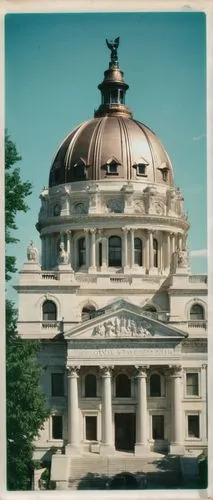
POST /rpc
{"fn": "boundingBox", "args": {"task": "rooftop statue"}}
[57,241,69,265]
[27,241,39,262]
[106,37,120,64]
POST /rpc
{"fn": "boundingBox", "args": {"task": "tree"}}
[5,131,32,281]
[5,133,50,490]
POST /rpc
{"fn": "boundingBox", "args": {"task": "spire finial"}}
[106,37,120,66]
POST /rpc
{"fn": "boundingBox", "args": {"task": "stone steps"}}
[68,455,181,489]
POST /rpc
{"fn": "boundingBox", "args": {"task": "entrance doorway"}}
[115,413,136,451]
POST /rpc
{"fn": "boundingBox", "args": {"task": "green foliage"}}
[6,300,50,490]
[5,133,50,490]
[5,132,32,280]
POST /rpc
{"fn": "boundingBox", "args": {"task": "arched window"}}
[85,374,97,397]
[150,374,161,397]
[143,304,157,319]
[153,239,158,268]
[109,236,122,267]
[78,237,86,266]
[82,305,96,321]
[42,300,57,321]
[134,238,143,266]
[116,374,131,398]
[190,304,205,321]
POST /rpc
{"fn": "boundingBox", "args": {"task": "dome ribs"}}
[118,117,132,180]
[91,117,106,180]
[65,120,91,180]
[135,121,156,182]
[49,117,174,186]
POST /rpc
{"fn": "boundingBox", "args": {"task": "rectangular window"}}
[152,415,164,440]
[85,416,97,441]
[51,373,64,397]
[52,415,63,439]
[188,415,200,438]
[186,373,199,396]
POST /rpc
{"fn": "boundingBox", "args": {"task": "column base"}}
[148,267,159,275]
[88,266,97,274]
[123,266,131,274]
[169,443,185,455]
[65,444,81,456]
[134,443,150,456]
[101,264,108,272]
[99,443,115,456]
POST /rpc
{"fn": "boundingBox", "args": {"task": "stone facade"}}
[16,42,207,488]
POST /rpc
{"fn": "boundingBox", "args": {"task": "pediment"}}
[64,302,187,341]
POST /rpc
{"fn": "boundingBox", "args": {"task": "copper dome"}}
[49,116,174,187]
[49,39,174,188]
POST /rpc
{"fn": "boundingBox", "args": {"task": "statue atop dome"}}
[106,37,120,64]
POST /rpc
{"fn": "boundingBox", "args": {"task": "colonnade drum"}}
[41,228,187,273]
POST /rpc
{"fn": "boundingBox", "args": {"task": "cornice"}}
[38,214,189,234]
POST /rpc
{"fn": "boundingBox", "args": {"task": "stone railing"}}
[189,274,207,284]
[41,320,62,330]
[170,320,207,331]
[41,272,59,280]
[110,276,131,283]
[188,320,207,329]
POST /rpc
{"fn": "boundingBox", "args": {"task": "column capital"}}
[84,228,90,234]
[90,228,97,235]
[67,365,80,377]
[168,364,182,378]
[122,227,129,234]
[135,365,149,378]
[66,230,72,236]
[100,365,114,377]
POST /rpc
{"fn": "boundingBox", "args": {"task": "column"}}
[201,364,208,442]
[167,232,171,269]
[41,235,45,268]
[43,235,48,269]
[100,366,115,455]
[89,229,97,272]
[122,227,129,272]
[169,365,184,454]
[130,228,135,268]
[145,230,150,272]
[101,235,108,271]
[171,232,176,255]
[159,233,164,272]
[66,366,80,455]
[84,229,90,269]
[178,233,183,251]
[135,366,149,455]
[149,230,153,269]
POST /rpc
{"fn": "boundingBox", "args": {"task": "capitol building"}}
[16,39,207,489]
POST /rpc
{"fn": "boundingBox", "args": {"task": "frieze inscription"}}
[68,345,180,360]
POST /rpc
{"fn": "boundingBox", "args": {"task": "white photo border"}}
[1,1,212,499]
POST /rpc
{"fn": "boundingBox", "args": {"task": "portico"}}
[64,300,187,457]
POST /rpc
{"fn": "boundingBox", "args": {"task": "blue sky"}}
[5,12,206,301]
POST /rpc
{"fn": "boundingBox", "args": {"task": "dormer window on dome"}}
[158,162,169,182]
[133,158,149,177]
[105,157,120,176]
[73,158,89,181]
